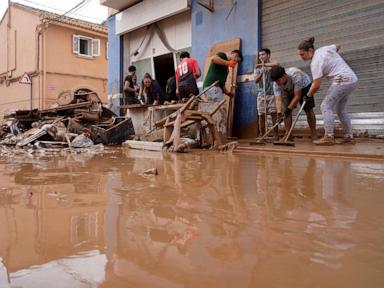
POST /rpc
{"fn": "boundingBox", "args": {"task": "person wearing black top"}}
[123,65,140,105]
[140,73,165,105]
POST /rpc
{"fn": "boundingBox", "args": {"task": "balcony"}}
[99,0,143,11]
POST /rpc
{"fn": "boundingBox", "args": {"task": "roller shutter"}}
[261,0,384,134]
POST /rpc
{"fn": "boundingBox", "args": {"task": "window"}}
[73,35,100,57]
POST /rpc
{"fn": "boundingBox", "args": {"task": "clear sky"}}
[0,0,108,23]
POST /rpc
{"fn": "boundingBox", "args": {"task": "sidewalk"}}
[236,137,384,161]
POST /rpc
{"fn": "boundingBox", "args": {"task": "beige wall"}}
[0,6,41,113]
[44,24,108,105]
[44,73,107,108]
[0,5,108,116]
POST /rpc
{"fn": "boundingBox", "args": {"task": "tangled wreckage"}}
[0,90,134,150]
[0,84,237,153]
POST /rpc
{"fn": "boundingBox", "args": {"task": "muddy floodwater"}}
[0,147,383,288]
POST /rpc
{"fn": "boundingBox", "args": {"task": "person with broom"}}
[297,37,358,145]
[254,48,279,140]
[270,65,318,142]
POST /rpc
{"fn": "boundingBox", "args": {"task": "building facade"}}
[102,0,384,137]
[0,3,108,116]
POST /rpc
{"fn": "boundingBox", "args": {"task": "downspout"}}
[42,23,47,109]
[257,0,262,50]
[36,21,46,109]
[6,0,11,78]
[119,34,124,94]
[119,34,124,115]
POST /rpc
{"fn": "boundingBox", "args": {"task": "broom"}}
[273,100,307,147]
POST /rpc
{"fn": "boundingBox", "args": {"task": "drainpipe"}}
[119,34,124,116]
[6,0,11,78]
[42,23,47,109]
[36,23,45,109]
[257,0,262,50]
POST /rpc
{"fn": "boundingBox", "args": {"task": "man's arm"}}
[123,80,136,93]
[175,78,180,97]
[275,95,283,114]
[195,65,201,78]
[192,59,201,78]
[254,68,264,84]
[288,90,302,110]
[255,62,279,68]
[211,55,228,66]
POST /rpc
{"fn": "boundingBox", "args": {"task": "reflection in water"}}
[0,148,383,287]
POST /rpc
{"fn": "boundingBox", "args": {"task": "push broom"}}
[250,117,283,145]
[273,100,307,147]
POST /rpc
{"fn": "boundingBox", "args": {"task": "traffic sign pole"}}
[19,72,32,110]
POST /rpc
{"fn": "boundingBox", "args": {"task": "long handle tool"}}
[250,117,283,145]
[273,100,307,147]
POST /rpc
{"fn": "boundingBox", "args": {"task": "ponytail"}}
[298,37,315,51]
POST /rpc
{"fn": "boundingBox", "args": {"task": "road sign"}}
[19,72,32,84]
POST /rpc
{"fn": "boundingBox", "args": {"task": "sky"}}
[0,0,108,23]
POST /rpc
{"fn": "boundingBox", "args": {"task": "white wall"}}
[128,11,191,62]
[115,0,190,34]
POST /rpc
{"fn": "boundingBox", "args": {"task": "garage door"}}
[261,0,384,133]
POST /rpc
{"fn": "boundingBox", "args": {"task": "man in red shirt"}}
[175,51,201,100]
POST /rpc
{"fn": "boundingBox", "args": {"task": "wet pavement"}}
[0,147,383,288]
[238,138,384,161]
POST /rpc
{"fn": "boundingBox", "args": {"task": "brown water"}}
[0,148,383,288]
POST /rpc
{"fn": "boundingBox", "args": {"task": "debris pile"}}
[0,89,135,151]
[123,81,238,153]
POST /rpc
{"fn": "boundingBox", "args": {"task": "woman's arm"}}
[307,79,321,97]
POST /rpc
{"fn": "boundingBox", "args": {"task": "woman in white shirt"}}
[298,37,358,145]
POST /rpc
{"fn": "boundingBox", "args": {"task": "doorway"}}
[153,53,175,92]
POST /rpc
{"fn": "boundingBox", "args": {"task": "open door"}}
[203,38,241,138]
[154,53,175,92]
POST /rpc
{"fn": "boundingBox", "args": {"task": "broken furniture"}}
[0,89,134,148]
[126,103,183,137]
[152,81,224,152]
[91,117,135,145]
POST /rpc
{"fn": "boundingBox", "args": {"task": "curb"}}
[235,145,384,162]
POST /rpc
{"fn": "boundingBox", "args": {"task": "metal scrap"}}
[0,89,135,150]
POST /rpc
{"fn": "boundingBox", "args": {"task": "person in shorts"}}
[270,66,318,140]
[254,48,279,139]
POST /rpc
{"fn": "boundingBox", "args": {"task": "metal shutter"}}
[261,0,384,135]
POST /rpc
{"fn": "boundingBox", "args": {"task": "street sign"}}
[19,72,32,84]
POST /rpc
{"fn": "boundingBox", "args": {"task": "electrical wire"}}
[14,0,104,22]
[130,25,152,57]
[61,0,88,17]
